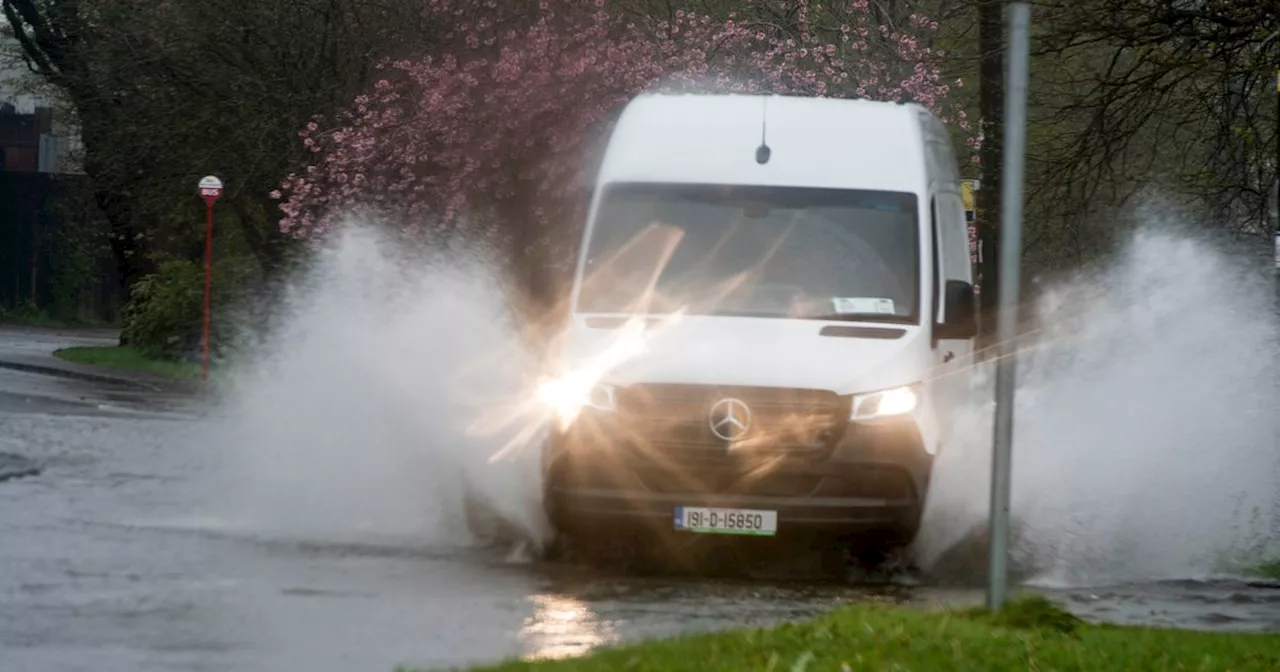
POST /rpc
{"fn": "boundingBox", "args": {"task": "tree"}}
[1,0,439,303]
[976,0,1003,347]
[277,0,971,315]
[1026,0,1278,256]
[2,0,162,301]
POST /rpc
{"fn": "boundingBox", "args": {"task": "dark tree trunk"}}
[976,0,1005,354]
[95,191,152,346]
[72,115,155,345]
[80,151,154,299]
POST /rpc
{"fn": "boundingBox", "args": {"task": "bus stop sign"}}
[198,175,223,206]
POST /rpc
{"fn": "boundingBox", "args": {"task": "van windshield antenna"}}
[755,95,772,164]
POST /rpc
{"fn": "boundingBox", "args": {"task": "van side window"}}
[930,196,942,324]
[939,193,972,287]
[931,191,973,334]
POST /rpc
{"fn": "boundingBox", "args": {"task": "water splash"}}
[209,224,552,550]
[205,214,1277,587]
[917,225,1280,587]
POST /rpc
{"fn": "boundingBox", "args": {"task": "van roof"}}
[596,93,933,194]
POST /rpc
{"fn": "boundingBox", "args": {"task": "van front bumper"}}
[542,411,934,542]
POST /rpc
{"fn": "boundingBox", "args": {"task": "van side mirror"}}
[935,280,977,341]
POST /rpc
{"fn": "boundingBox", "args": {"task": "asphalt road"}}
[0,328,1277,672]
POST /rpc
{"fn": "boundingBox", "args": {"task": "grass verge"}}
[452,595,1280,672]
[1249,560,1280,580]
[54,346,203,381]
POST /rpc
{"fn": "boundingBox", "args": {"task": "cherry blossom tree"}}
[274,0,970,299]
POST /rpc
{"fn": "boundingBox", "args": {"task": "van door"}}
[929,189,976,453]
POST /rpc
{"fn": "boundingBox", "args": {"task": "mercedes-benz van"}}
[535,92,978,562]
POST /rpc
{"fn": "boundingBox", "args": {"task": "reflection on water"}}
[520,594,619,660]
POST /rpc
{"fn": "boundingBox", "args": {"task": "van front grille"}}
[613,384,849,458]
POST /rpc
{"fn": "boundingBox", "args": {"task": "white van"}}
[535,92,978,565]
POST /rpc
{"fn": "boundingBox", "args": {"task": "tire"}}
[847,527,919,581]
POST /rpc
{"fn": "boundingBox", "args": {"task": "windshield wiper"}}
[701,309,789,318]
[800,313,912,324]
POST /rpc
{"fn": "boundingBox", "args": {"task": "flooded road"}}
[0,330,910,672]
[0,327,1277,672]
[0,399,896,672]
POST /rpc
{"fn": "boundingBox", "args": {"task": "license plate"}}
[673,506,777,536]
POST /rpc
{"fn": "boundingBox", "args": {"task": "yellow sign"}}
[961,179,978,220]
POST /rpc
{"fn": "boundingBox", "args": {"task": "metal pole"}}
[201,201,214,382]
[987,0,1032,612]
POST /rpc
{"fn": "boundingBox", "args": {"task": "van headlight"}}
[582,383,617,413]
[850,384,919,422]
[535,373,617,426]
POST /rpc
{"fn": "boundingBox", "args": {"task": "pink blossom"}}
[274,0,973,244]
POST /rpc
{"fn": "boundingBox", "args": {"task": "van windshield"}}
[574,183,921,323]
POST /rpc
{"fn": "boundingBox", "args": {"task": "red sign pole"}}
[197,176,223,382]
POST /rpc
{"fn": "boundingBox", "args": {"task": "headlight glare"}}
[586,383,617,412]
[850,384,919,422]
[535,372,616,427]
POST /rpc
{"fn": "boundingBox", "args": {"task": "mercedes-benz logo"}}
[709,398,751,441]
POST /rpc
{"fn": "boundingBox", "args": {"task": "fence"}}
[0,172,121,322]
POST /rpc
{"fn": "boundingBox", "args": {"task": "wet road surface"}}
[0,402,902,672]
[1,328,1277,672]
